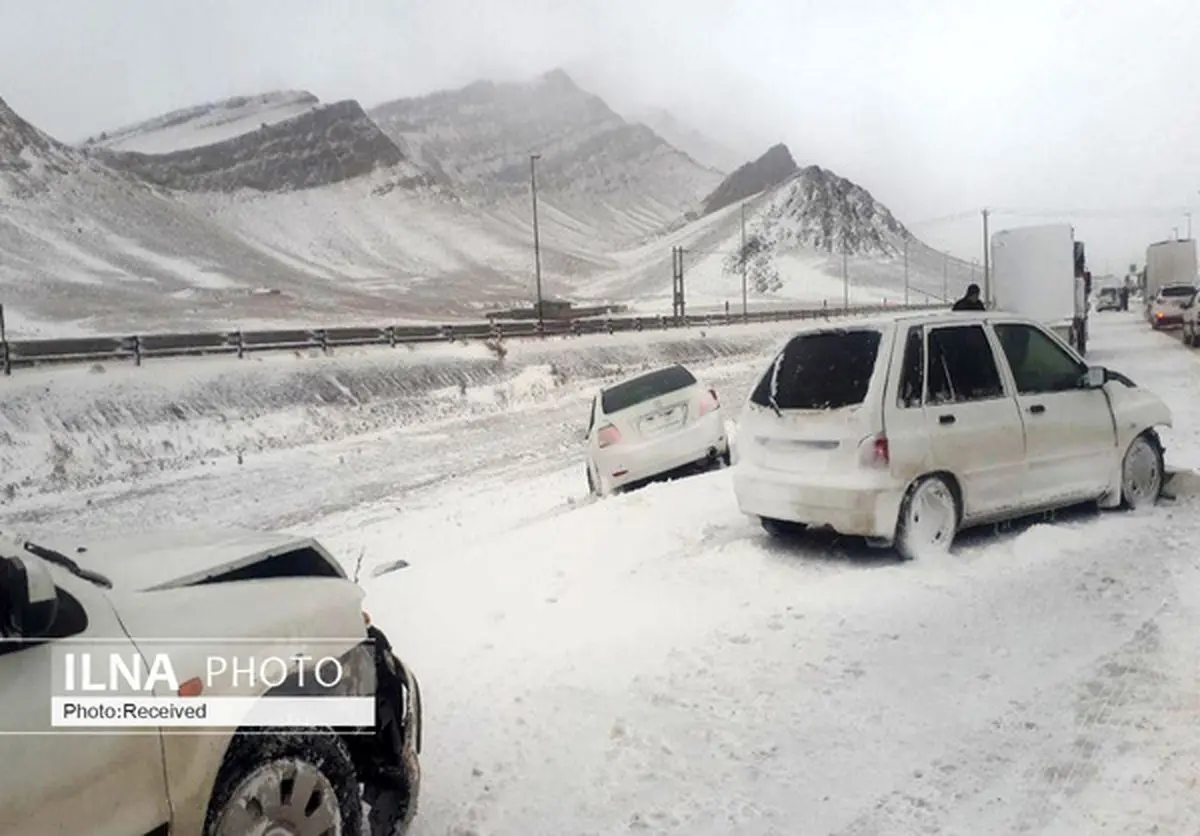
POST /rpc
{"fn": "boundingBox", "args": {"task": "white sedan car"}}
[585,363,729,496]
[733,311,1172,560]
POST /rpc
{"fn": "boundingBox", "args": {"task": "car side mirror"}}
[1,555,58,639]
[1083,366,1107,389]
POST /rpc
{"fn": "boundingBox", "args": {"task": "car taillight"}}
[860,435,889,468]
[597,424,622,448]
[700,388,720,416]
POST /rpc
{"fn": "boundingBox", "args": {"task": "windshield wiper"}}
[23,541,113,589]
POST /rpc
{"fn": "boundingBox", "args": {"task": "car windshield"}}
[601,365,696,414]
[750,329,881,411]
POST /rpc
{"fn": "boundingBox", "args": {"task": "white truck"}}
[990,223,1090,354]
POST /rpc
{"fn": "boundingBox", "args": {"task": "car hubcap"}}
[907,480,955,551]
[214,759,341,836]
[1123,437,1161,507]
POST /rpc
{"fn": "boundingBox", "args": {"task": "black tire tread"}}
[203,729,362,836]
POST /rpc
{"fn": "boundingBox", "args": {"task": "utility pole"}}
[740,202,749,321]
[1173,226,1180,241]
[982,208,991,307]
[1186,212,1192,239]
[671,246,687,320]
[529,154,544,333]
[903,235,910,306]
[842,238,849,312]
[942,253,948,302]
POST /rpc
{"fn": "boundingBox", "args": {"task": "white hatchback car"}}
[1148,283,1196,329]
[585,364,729,496]
[733,311,1173,559]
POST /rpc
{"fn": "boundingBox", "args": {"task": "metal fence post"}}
[0,303,8,377]
[387,326,396,347]
[236,331,245,359]
[133,335,143,367]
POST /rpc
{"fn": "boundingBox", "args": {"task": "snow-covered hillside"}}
[82,91,321,154]
[99,99,428,193]
[584,146,982,310]
[370,70,724,248]
[0,95,507,333]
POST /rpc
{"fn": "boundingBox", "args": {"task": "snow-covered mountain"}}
[581,144,980,311]
[98,99,429,193]
[0,94,527,335]
[631,107,742,174]
[0,75,977,337]
[370,70,723,248]
[82,91,321,154]
[702,143,799,216]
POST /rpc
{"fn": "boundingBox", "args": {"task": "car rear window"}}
[1160,285,1195,297]
[750,329,882,411]
[601,365,697,414]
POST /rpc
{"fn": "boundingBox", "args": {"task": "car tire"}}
[760,517,806,538]
[203,730,362,836]
[1120,431,1164,510]
[894,474,959,561]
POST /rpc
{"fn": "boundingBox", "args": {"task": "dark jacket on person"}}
[952,295,985,311]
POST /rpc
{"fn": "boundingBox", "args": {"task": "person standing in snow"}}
[952,283,986,311]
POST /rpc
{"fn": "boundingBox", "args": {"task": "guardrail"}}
[0,301,945,375]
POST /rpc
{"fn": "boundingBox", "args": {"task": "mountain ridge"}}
[97,99,429,193]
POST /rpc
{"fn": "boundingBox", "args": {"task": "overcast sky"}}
[1,0,1197,268]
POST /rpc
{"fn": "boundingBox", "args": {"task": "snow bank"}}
[0,322,798,500]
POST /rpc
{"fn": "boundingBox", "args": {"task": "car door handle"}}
[1029,404,1046,415]
[939,414,956,425]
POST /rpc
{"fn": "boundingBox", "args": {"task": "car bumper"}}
[733,462,905,540]
[594,412,727,488]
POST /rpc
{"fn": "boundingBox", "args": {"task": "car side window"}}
[897,326,924,408]
[993,323,1085,394]
[926,325,1005,404]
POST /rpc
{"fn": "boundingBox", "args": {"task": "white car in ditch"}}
[733,311,1173,559]
[0,529,421,835]
[585,363,730,496]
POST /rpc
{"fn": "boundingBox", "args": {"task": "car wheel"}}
[204,730,362,836]
[1120,432,1164,510]
[760,517,806,538]
[894,474,959,561]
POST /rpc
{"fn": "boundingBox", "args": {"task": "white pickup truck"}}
[0,529,422,835]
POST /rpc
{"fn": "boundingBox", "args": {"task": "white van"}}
[732,311,1173,559]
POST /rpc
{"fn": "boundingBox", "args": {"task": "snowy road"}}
[5,313,1200,834]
